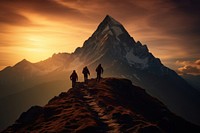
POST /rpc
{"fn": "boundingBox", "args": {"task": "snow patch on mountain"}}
[126,49,149,69]
[102,25,110,34]
[108,15,121,25]
[112,26,123,36]
[133,74,140,81]
[102,25,122,39]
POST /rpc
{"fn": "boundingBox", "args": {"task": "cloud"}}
[196,60,200,65]
[0,0,85,26]
[0,6,31,26]
[0,52,20,70]
[176,59,200,75]
[0,0,199,71]
[172,0,200,15]
[146,0,200,36]
[60,0,149,21]
[143,0,200,58]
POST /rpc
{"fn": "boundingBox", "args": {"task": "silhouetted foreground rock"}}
[3,78,200,132]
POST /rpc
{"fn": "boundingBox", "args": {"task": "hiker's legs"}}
[84,75,88,83]
[96,74,98,81]
[97,74,101,82]
[72,81,76,88]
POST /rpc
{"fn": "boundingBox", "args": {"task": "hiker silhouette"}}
[70,70,78,88]
[82,66,90,84]
[96,64,104,82]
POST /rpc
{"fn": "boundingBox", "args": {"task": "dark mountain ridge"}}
[3,78,200,132]
[71,15,200,125]
[0,15,200,130]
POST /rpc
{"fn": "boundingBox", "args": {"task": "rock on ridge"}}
[3,78,200,132]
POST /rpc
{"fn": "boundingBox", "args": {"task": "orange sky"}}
[0,0,199,75]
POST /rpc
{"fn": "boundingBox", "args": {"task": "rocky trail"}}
[80,84,121,133]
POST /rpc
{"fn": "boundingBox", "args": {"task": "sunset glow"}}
[0,0,199,75]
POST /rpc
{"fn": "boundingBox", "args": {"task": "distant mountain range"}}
[0,15,200,130]
[181,74,200,92]
[3,78,200,132]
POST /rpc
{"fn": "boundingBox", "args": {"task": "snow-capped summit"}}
[74,15,162,71]
[92,15,132,43]
[96,15,126,38]
[103,15,122,26]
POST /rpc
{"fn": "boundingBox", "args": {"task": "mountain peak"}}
[21,59,28,63]
[90,15,129,41]
[14,59,31,67]
[103,15,121,25]
[105,14,112,18]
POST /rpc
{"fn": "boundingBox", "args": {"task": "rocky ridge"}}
[3,78,199,132]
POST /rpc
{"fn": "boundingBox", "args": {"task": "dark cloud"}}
[98,0,148,18]
[146,1,200,37]
[0,0,85,26]
[16,0,82,17]
[61,0,148,20]
[172,0,200,15]
[170,0,200,41]
[0,6,31,26]
[1,0,79,13]
[142,0,200,60]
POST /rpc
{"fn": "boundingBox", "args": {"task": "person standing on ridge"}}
[70,70,78,88]
[96,64,104,82]
[82,66,90,84]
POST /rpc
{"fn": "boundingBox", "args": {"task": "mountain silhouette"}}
[0,15,200,130]
[72,15,200,125]
[3,78,200,132]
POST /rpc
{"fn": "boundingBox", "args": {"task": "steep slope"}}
[73,15,200,125]
[0,80,66,130]
[0,54,72,130]
[182,74,200,92]
[73,15,162,72]
[3,78,200,133]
